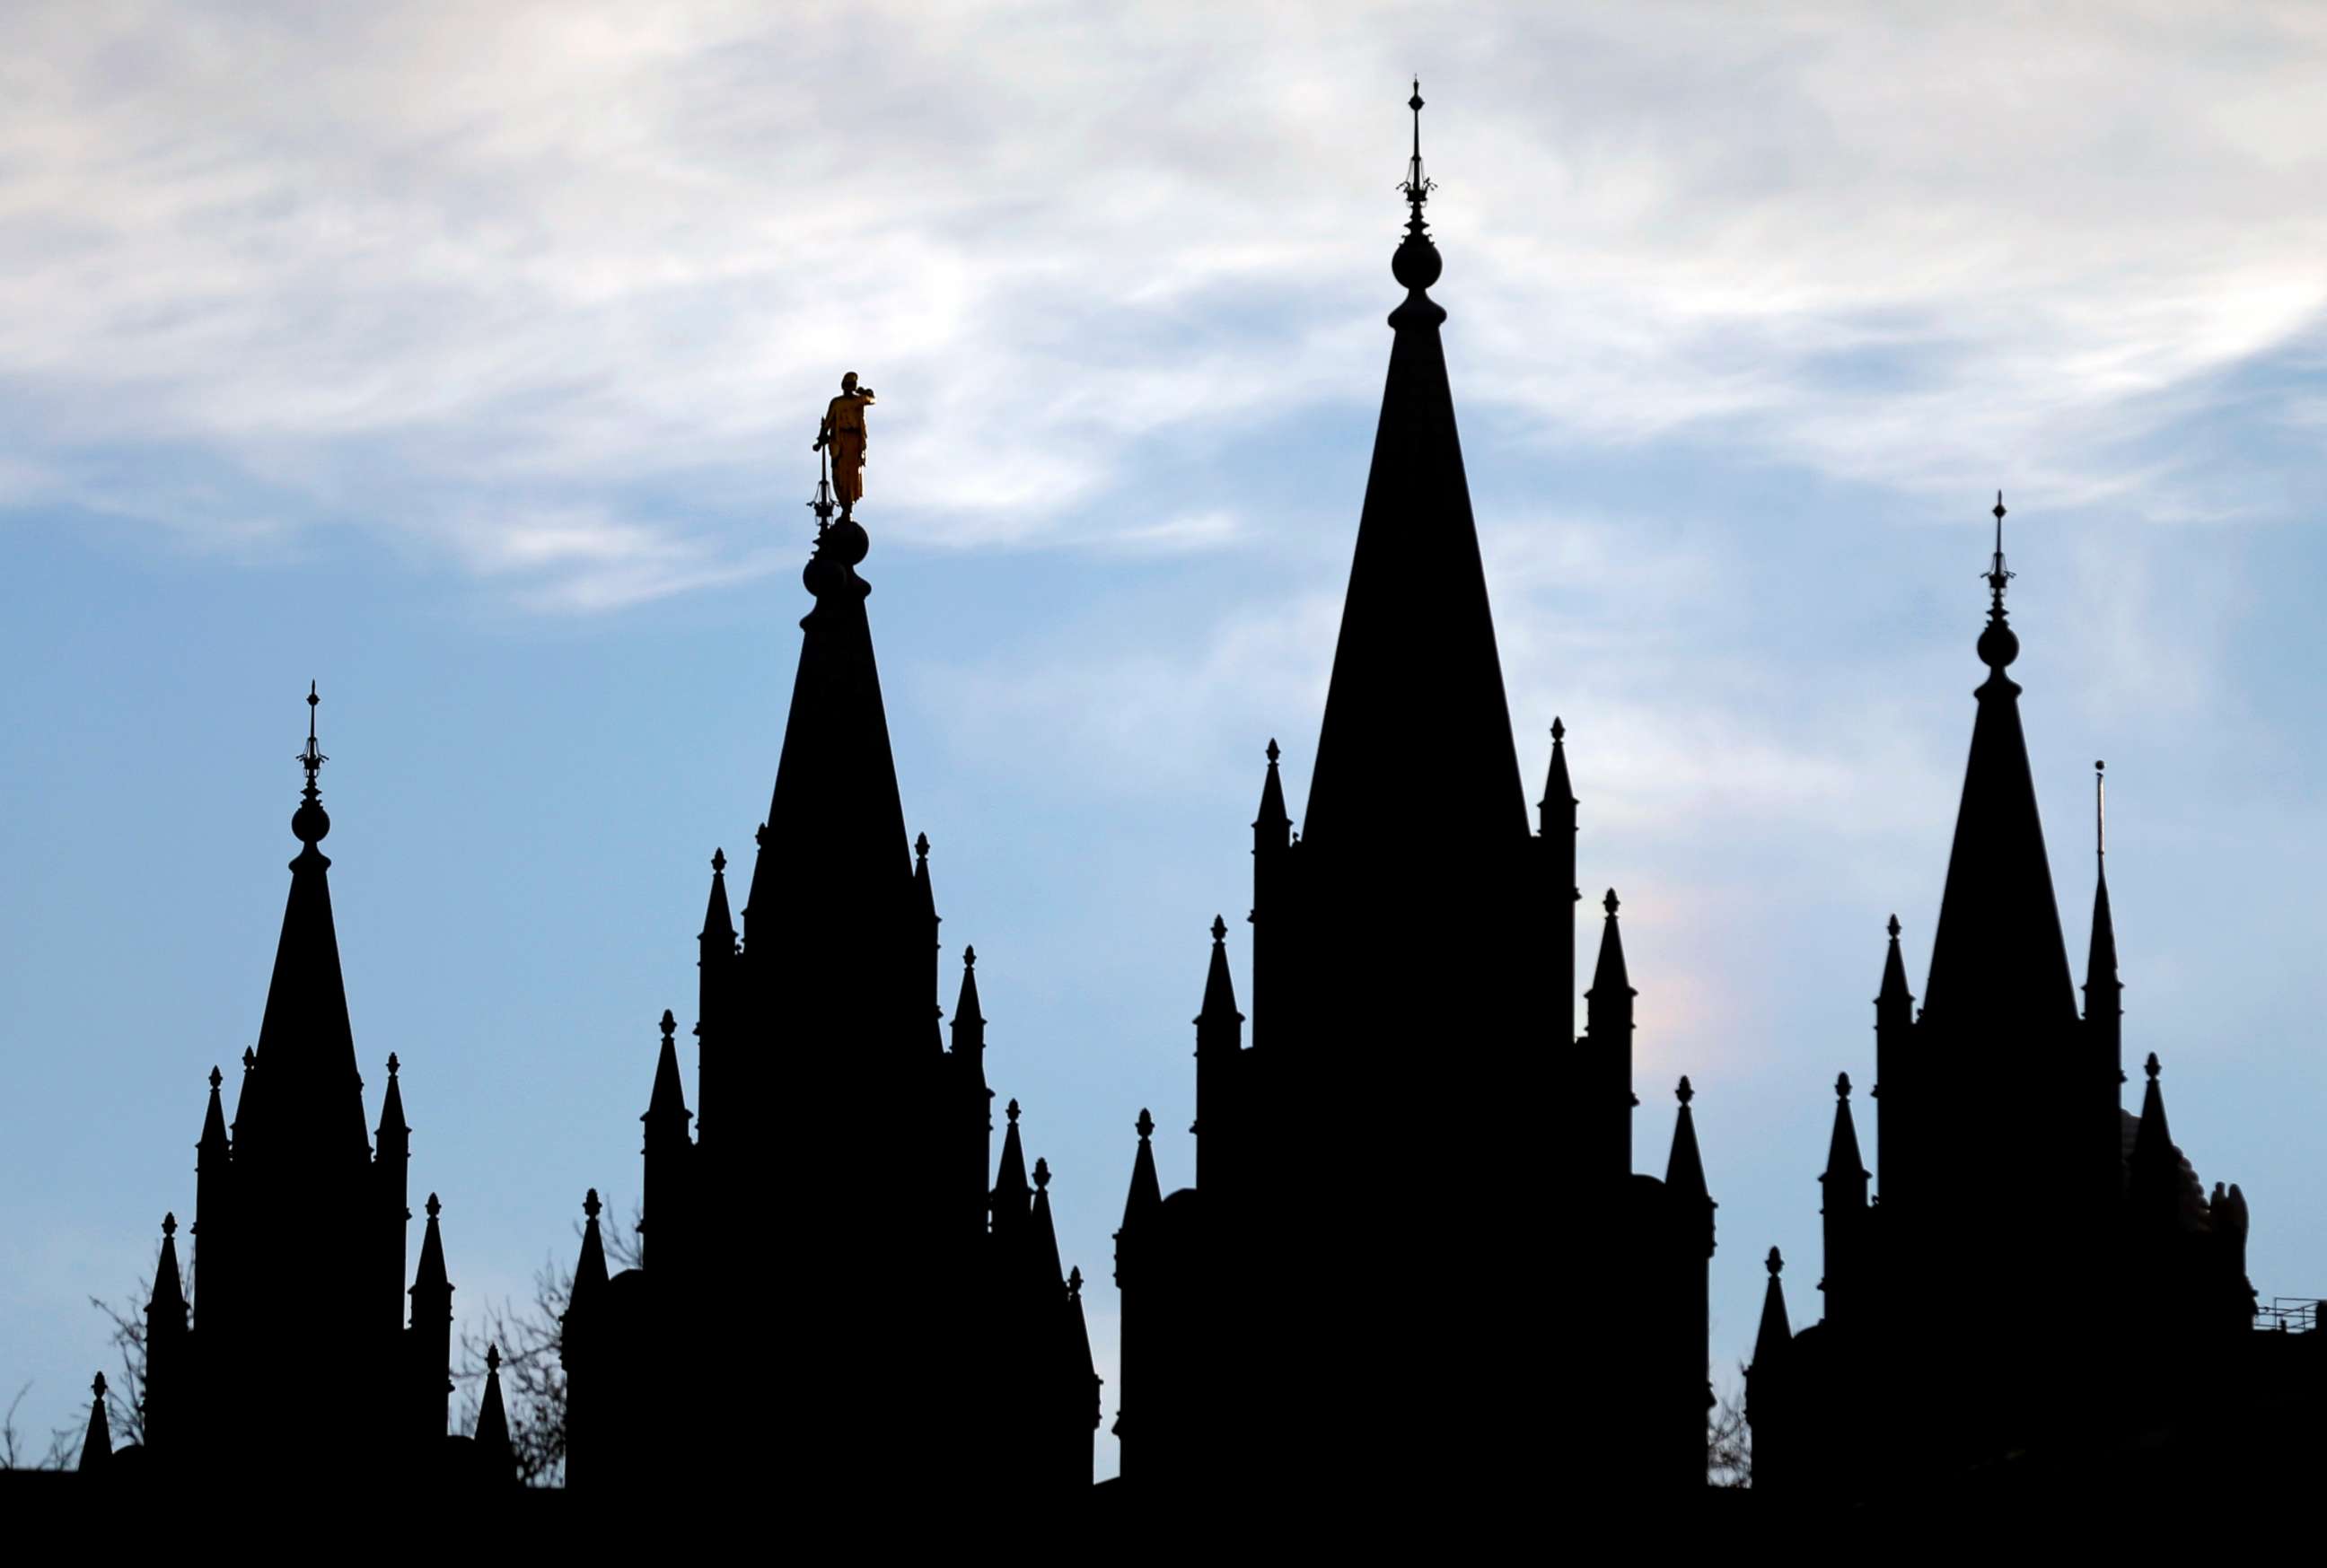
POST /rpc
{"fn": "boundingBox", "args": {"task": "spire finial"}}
[162,1211,177,1238]
[1005,1097,1020,1125]
[1210,914,1227,944]
[1551,715,1566,743]
[1975,492,2021,669]
[1603,888,1620,917]
[1067,1266,1084,1300]
[1675,1075,1693,1106]
[1887,912,1901,941]
[583,1187,602,1220]
[1392,81,1443,293]
[426,1192,441,1220]
[1836,1071,1852,1099]
[712,846,727,875]
[486,1344,501,1374]
[964,944,977,968]
[241,1045,255,1073]
[385,1051,400,1078]
[1767,1245,1784,1277]
[1033,1156,1050,1192]
[659,1009,676,1041]
[292,682,331,845]
[208,1064,223,1091]
[2095,759,2106,865]
[913,831,929,863]
[2145,1051,2161,1081]
[1265,738,1280,766]
[1135,1107,1154,1141]
[92,1370,107,1400]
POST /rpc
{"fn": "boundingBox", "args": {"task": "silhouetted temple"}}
[41,88,2326,1523]
[1743,500,2325,1514]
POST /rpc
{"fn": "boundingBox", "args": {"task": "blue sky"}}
[4,3,2327,1473]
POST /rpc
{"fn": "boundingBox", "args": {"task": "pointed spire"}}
[1878,914,1912,1009]
[199,1064,230,1152]
[1822,1073,1869,1192]
[569,1187,609,1315]
[1121,1108,1162,1231]
[701,847,736,949]
[2130,1051,2179,1224]
[78,1371,110,1473]
[1753,1247,1793,1366]
[993,1097,1030,1232]
[474,1344,514,1482]
[1197,915,1243,1026]
[951,946,986,1055]
[1303,83,1525,849]
[1539,717,1578,837]
[1665,1078,1715,1258]
[242,683,368,1167]
[1922,498,2076,1028]
[1253,739,1291,848]
[375,1051,408,1145]
[1589,889,1633,999]
[1031,1154,1067,1290]
[643,1009,691,1130]
[411,1192,450,1301]
[146,1213,188,1336]
[2085,761,2122,1038]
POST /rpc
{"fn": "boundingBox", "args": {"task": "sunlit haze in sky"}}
[5,4,2326,1473]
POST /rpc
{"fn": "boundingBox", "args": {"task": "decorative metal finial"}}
[1975,492,2022,670]
[964,944,977,969]
[208,1064,223,1091]
[1210,914,1227,943]
[1392,81,1444,293]
[1401,78,1432,215]
[241,1046,256,1072]
[1265,738,1280,766]
[913,832,928,863]
[2146,1051,2161,1082]
[2095,760,2106,864]
[292,682,333,845]
[162,1212,177,1238]
[486,1345,501,1374]
[712,846,727,874]
[1766,1246,1784,1277]
[385,1051,400,1078]
[1676,1075,1694,1106]
[1033,1157,1050,1191]
[1005,1098,1020,1125]
[1551,715,1566,743]
[659,1009,676,1041]
[92,1371,106,1400]
[1135,1108,1154,1140]
[1603,888,1620,917]
[583,1187,602,1220]
[1886,913,1901,941]
[425,1192,442,1220]
[1067,1266,1084,1300]
[1985,491,2014,611]
[1836,1072,1852,1099]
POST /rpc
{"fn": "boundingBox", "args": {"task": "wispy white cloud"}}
[2,3,2323,607]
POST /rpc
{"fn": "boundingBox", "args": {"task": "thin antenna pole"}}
[2095,759,2106,866]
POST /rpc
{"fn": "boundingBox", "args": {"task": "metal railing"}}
[2253,1298,2321,1334]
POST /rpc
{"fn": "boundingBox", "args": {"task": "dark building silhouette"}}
[1109,85,1717,1514]
[37,87,2325,1524]
[1744,498,2327,1514]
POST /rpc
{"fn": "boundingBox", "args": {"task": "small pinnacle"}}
[1210,914,1227,943]
[659,1009,676,1040]
[1836,1072,1852,1099]
[913,832,929,861]
[2146,1051,2161,1081]
[964,944,977,968]
[1006,1098,1021,1124]
[486,1345,501,1374]
[207,1064,223,1091]
[1767,1246,1784,1277]
[1033,1157,1051,1191]
[1067,1266,1084,1299]
[1603,889,1620,917]
[1265,738,1280,765]
[426,1193,442,1220]
[583,1187,602,1219]
[1135,1108,1155,1140]
[242,1046,256,1071]
[711,847,727,874]
[162,1212,177,1238]
[1887,913,1901,940]
[1675,1076,1693,1106]
[385,1051,400,1077]
[1551,716,1565,742]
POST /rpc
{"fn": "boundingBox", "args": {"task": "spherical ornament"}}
[1392,233,1441,292]
[829,517,870,567]
[1977,619,2020,670]
[803,555,839,597]
[292,799,330,845]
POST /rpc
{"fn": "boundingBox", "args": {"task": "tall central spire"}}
[1302,84,1527,846]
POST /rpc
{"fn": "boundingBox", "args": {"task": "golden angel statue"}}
[812,372,877,520]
